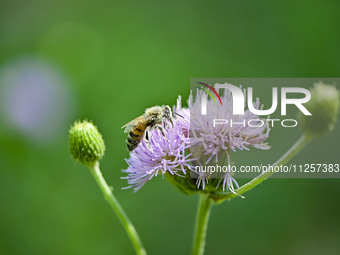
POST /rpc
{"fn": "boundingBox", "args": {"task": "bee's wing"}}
[121,115,145,133]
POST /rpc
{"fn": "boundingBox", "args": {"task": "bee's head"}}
[162,105,173,126]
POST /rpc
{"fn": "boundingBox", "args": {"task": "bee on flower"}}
[122,84,270,194]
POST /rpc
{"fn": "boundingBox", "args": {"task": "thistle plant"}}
[69,82,339,255]
[69,120,146,255]
[122,82,339,254]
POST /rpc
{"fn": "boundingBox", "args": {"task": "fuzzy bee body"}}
[124,116,148,151]
[122,105,173,151]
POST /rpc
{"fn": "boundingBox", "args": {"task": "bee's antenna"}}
[173,112,184,119]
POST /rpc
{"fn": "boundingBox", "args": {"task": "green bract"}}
[69,120,105,166]
[299,82,340,137]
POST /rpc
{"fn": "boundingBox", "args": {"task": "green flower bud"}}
[299,82,340,137]
[69,120,105,166]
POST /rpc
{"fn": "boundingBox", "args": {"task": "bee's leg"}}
[144,128,153,152]
[145,129,149,141]
[168,118,174,128]
[165,119,173,129]
[164,118,173,129]
[156,125,169,142]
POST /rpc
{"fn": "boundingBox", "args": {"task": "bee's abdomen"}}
[126,128,144,151]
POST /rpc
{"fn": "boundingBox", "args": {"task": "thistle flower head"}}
[69,120,105,166]
[123,87,271,194]
[122,97,195,192]
[189,88,270,163]
[188,87,270,191]
[299,82,340,137]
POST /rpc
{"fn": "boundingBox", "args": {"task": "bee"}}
[122,105,174,151]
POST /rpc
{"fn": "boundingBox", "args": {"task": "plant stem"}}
[192,194,213,255]
[89,162,146,255]
[210,134,312,202]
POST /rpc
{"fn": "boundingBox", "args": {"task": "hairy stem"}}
[89,162,147,255]
[210,134,312,203]
[192,194,213,255]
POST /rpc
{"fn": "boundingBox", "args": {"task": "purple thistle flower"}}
[122,97,192,192]
[123,85,271,194]
[189,86,270,192]
[189,88,270,161]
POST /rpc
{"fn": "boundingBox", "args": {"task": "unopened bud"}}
[299,82,339,136]
[69,120,105,166]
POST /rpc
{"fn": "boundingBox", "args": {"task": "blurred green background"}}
[0,0,340,254]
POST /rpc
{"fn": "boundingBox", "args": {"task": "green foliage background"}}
[0,1,339,254]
